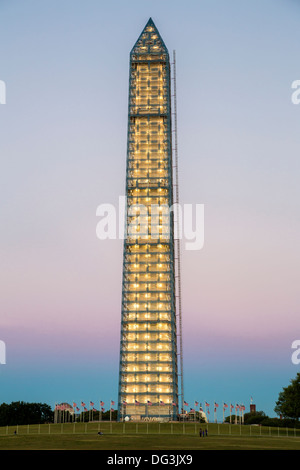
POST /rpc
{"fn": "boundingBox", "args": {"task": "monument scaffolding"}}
[117,18,183,421]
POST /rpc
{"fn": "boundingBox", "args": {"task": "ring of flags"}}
[56,400,247,423]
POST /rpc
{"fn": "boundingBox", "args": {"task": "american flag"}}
[195,401,199,407]
[100,401,104,407]
[205,402,210,407]
[135,400,140,405]
[81,402,86,407]
[76,407,80,412]
[223,403,228,408]
[92,408,97,412]
[90,401,94,407]
[172,402,177,406]
[101,407,105,412]
[190,408,195,412]
[214,402,219,408]
[184,401,188,407]
[84,407,87,411]
[159,400,165,405]
[111,400,115,406]
[147,400,152,406]
[123,400,127,405]
[73,402,77,408]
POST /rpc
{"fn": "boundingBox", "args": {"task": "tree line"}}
[225,373,300,427]
[0,401,53,426]
[224,410,300,428]
[0,373,299,427]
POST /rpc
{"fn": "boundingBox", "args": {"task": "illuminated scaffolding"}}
[117,18,182,421]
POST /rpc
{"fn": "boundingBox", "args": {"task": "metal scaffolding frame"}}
[171,50,184,416]
[117,18,181,422]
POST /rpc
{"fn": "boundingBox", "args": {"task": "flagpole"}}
[89,401,94,422]
[159,399,160,421]
[122,401,126,422]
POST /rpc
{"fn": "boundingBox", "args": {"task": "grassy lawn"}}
[0,422,300,450]
[1,433,300,450]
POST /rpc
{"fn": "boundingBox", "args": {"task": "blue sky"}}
[0,0,300,419]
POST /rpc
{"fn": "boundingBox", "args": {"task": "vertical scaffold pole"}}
[172,50,184,416]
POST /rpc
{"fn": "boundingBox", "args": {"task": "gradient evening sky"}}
[0,0,300,418]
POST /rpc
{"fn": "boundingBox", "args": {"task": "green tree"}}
[243,411,266,425]
[274,373,300,421]
[0,401,53,426]
[79,409,117,422]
